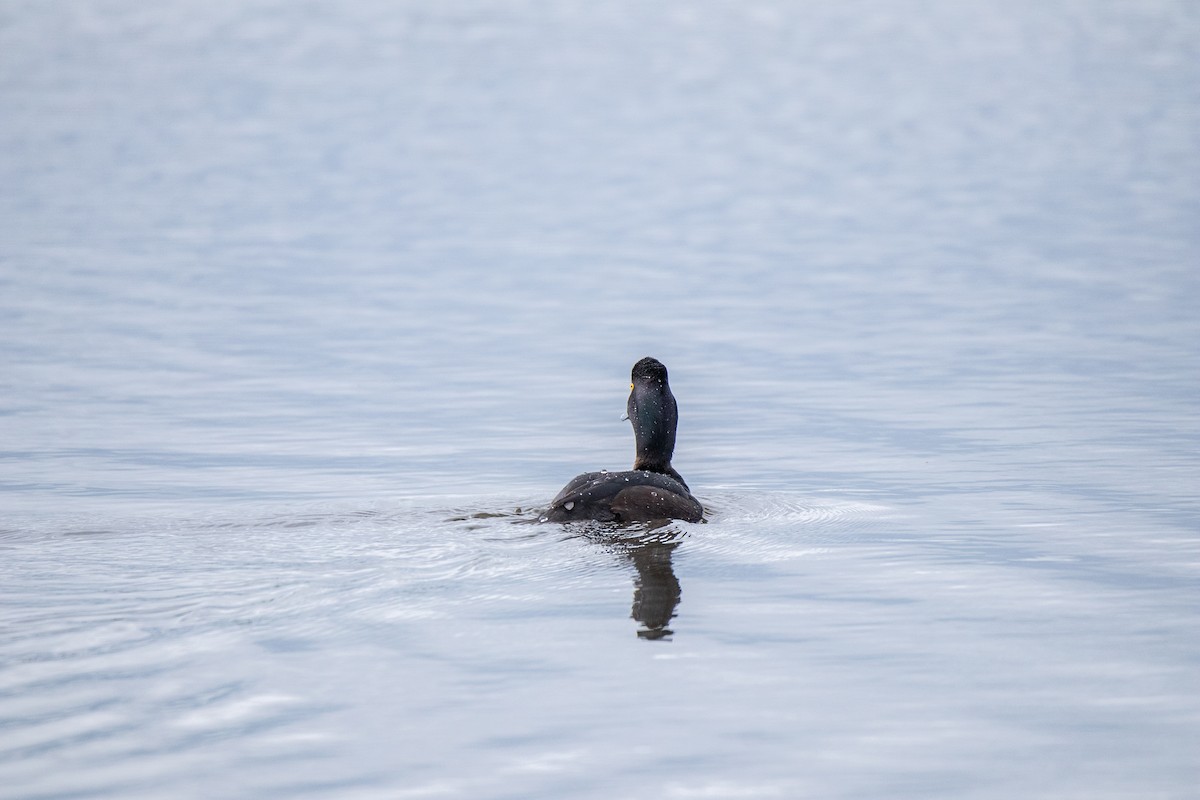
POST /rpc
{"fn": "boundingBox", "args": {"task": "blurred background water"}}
[1,1,1198,797]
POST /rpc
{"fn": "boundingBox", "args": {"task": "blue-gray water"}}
[2,1,1198,797]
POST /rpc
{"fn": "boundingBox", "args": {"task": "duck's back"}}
[544,470,703,524]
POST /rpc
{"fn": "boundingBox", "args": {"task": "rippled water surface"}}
[2,1,1198,797]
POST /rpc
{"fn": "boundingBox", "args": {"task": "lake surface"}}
[2,1,1198,797]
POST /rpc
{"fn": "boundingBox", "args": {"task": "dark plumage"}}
[544,357,703,523]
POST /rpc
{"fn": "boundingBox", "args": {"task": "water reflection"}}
[626,539,682,640]
[587,524,686,640]
[457,510,686,638]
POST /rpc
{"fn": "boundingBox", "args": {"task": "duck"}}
[544,357,703,523]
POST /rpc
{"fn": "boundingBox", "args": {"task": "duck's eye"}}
[629,383,634,390]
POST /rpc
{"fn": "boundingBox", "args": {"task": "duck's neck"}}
[629,383,684,485]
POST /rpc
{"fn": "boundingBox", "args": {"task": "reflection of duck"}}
[544,358,703,524]
[627,539,681,640]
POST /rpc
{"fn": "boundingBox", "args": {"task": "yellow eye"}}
[629,383,634,390]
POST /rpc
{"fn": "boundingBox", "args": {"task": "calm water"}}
[2,1,1199,797]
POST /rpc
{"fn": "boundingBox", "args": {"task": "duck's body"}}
[545,469,703,523]
[545,357,703,524]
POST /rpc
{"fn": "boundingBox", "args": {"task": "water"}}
[2,1,1198,797]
